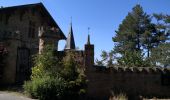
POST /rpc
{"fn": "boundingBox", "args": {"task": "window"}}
[28,21,36,38]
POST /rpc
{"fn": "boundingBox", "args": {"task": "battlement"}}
[87,65,170,99]
[95,65,170,74]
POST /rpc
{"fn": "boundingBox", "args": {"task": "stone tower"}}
[38,26,60,54]
[84,34,94,68]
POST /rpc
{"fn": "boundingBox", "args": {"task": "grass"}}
[109,92,128,100]
[109,94,127,100]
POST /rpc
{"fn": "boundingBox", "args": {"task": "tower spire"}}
[71,16,72,25]
[87,27,91,45]
[65,21,76,50]
[85,27,94,68]
[87,34,91,45]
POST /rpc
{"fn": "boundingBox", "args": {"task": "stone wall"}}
[86,66,170,100]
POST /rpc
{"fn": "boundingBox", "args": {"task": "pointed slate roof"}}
[87,34,91,45]
[65,23,76,50]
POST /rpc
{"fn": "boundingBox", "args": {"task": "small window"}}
[28,21,36,38]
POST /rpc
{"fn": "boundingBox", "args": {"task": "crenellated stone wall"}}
[86,66,170,100]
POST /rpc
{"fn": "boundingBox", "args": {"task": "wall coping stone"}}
[94,65,170,74]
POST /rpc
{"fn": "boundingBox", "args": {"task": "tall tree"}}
[141,23,158,58]
[149,14,170,67]
[112,4,153,67]
[113,4,151,55]
[140,13,169,58]
[153,13,170,42]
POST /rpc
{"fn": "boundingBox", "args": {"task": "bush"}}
[31,45,59,80]
[24,45,87,100]
[24,76,66,100]
[58,52,87,100]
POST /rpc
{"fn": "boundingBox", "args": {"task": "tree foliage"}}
[24,45,87,100]
[112,4,154,67]
[31,45,59,79]
[95,50,115,67]
[98,4,170,67]
[113,5,152,53]
[151,43,170,67]
[117,51,151,67]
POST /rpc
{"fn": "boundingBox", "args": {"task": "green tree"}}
[151,43,170,67]
[112,5,170,67]
[95,50,116,67]
[117,51,150,67]
[95,59,104,66]
[148,14,170,67]
[24,45,87,100]
[113,4,151,54]
[31,45,59,79]
[60,52,87,99]
[141,23,156,57]
[153,13,170,42]
[112,4,153,67]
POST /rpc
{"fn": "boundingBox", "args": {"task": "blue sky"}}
[0,0,170,60]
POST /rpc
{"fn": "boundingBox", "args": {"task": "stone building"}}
[0,3,94,84]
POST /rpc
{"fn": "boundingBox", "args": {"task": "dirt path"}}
[0,91,35,100]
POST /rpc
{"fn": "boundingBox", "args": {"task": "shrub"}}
[24,45,87,100]
[24,76,66,100]
[31,45,59,80]
[59,52,87,99]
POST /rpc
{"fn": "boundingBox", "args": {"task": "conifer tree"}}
[150,14,170,67]
[151,43,170,67]
[153,13,170,43]
[113,4,152,60]
[99,5,170,67]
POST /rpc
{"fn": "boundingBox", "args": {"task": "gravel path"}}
[0,91,35,100]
